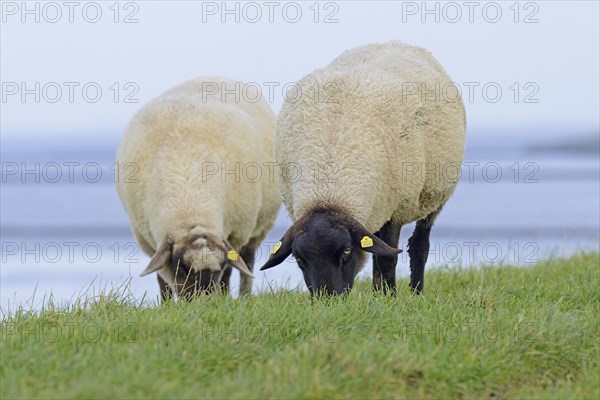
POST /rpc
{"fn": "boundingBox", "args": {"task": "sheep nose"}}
[311,286,341,298]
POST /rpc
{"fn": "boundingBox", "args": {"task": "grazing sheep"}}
[261,41,466,296]
[116,77,280,301]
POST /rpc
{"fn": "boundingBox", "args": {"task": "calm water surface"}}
[1,132,598,311]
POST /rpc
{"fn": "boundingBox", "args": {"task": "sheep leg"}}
[372,220,402,295]
[238,245,257,295]
[408,211,439,294]
[219,266,233,293]
[157,274,173,303]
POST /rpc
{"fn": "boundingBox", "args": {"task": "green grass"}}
[1,253,599,399]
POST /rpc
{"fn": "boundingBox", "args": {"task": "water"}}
[1,131,598,312]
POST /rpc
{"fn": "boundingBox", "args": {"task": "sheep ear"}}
[140,240,172,277]
[349,222,402,257]
[260,227,295,271]
[223,239,253,277]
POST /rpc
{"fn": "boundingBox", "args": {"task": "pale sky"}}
[1,1,599,137]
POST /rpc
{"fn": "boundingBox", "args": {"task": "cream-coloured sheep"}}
[261,41,466,295]
[116,76,280,300]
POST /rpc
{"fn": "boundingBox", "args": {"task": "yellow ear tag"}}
[227,250,238,261]
[360,236,374,248]
[272,241,282,255]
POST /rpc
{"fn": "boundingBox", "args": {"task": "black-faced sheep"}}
[261,42,466,296]
[116,77,281,301]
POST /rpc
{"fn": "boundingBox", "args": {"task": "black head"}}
[260,208,401,296]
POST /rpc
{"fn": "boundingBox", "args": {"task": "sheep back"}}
[276,41,466,232]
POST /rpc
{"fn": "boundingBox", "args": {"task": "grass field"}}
[1,253,599,399]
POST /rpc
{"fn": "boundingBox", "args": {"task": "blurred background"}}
[1,1,598,311]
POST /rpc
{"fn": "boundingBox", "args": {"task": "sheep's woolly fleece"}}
[276,41,466,232]
[116,76,281,260]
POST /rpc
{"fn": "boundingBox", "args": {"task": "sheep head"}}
[140,233,252,299]
[261,207,401,296]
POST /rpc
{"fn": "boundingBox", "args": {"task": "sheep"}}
[260,41,466,296]
[116,76,281,301]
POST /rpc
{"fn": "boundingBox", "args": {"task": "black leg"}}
[157,274,173,303]
[372,220,402,295]
[408,211,439,294]
[238,244,257,295]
